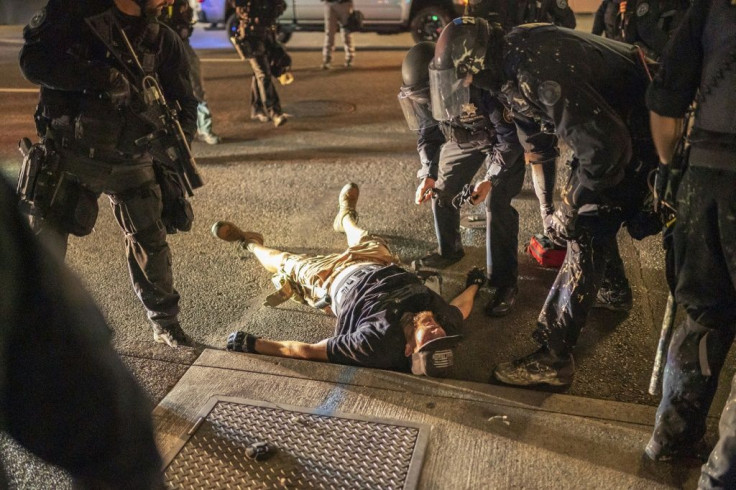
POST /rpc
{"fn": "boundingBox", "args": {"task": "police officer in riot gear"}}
[400,21,559,318]
[233,0,288,127]
[19,0,198,348]
[618,0,689,59]
[428,20,656,387]
[644,1,736,485]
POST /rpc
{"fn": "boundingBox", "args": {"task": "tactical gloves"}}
[226,331,259,353]
[548,203,578,243]
[465,267,486,289]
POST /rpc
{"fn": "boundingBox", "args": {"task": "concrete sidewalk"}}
[155,349,704,489]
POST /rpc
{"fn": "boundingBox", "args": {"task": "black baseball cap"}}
[411,335,463,377]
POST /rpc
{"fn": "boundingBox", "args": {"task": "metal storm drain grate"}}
[163,396,429,489]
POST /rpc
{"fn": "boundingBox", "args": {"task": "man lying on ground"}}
[212,183,484,377]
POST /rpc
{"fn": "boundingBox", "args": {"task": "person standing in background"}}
[321,0,355,69]
[161,0,222,144]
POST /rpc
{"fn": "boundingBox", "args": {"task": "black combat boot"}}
[485,285,518,317]
[411,251,464,270]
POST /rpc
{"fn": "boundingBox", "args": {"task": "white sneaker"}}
[197,131,221,145]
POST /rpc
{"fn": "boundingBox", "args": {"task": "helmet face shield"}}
[398,86,436,131]
[429,65,469,121]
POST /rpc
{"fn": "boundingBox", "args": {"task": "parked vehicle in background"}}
[196,0,465,43]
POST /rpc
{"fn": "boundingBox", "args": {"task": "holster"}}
[17,138,98,236]
[153,162,193,234]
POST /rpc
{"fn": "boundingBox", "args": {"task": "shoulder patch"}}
[636,2,650,16]
[28,8,47,30]
[556,0,568,9]
[538,80,562,106]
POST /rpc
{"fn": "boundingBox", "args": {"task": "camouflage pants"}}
[273,234,397,308]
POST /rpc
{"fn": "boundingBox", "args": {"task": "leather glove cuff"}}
[465,267,486,288]
[227,331,260,353]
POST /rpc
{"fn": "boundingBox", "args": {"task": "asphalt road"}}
[0,21,732,485]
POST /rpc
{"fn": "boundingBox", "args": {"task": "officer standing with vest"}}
[430,19,657,387]
[400,29,559,318]
[19,0,198,348]
[160,0,222,144]
[619,0,690,59]
[643,1,736,486]
[233,0,288,127]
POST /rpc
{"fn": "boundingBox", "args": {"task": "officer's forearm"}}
[649,112,684,165]
[254,338,329,361]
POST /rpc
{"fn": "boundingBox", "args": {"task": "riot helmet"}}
[398,41,437,131]
[429,17,505,121]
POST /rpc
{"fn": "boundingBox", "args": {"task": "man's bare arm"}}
[450,285,480,320]
[254,338,330,361]
[650,112,684,165]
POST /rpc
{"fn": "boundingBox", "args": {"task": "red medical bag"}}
[527,234,566,268]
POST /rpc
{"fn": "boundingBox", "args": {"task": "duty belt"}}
[55,135,146,163]
[332,263,383,311]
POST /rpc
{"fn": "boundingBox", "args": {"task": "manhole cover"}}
[163,396,429,489]
[286,100,356,118]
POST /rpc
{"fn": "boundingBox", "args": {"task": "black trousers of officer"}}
[432,140,525,288]
[649,167,736,488]
[248,42,282,120]
[36,149,180,331]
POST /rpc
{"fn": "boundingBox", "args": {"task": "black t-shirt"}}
[326,265,463,371]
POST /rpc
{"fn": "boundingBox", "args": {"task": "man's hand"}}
[415,177,436,204]
[469,180,491,205]
[106,68,132,106]
[548,204,578,243]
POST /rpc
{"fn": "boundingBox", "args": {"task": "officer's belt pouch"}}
[153,163,193,234]
[53,172,98,237]
[527,234,566,268]
[74,98,123,150]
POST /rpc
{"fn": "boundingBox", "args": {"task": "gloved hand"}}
[548,203,578,243]
[226,331,259,353]
[415,177,436,204]
[105,68,132,106]
[543,210,567,247]
[653,162,669,212]
[465,267,486,289]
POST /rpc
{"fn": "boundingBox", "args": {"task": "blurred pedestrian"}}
[1,176,163,489]
[321,0,356,69]
[160,0,222,144]
[232,0,288,127]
